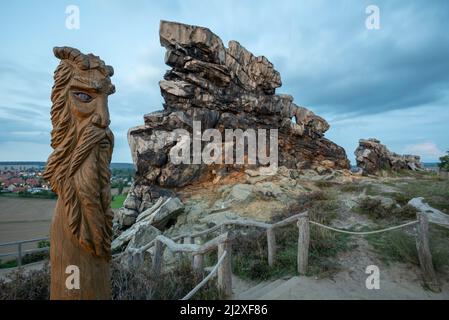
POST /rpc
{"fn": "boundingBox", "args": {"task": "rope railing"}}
[308,220,419,235]
[297,212,441,293]
[119,208,444,297]
[181,250,228,300]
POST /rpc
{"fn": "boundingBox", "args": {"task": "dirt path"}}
[234,237,449,299]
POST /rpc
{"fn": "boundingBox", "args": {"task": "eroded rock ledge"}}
[355,138,423,175]
[117,21,350,233]
[129,21,349,187]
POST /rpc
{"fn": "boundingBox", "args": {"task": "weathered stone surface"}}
[355,138,424,175]
[115,207,139,228]
[126,224,161,251]
[128,20,349,191]
[136,197,184,230]
[408,197,449,227]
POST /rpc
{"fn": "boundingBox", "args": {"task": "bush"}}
[366,226,449,272]
[1,258,224,300]
[438,151,449,172]
[112,257,224,300]
[0,263,50,300]
[231,192,351,280]
[356,197,392,219]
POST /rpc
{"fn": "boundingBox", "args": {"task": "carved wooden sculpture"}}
[43,47,115,299]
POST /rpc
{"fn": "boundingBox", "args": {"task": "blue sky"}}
[1,0,448,164]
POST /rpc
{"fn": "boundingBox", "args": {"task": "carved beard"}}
[64,123,114,259]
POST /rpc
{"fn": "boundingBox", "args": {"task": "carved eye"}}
[73,92,93,102]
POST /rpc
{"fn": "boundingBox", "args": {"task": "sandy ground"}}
[233,237,449,300]
[0,197,55,255]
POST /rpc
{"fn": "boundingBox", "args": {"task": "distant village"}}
[0,165,49,194]
[0,163,134,196]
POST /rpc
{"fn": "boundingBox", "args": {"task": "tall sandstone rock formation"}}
[127,21,349,200]
[355,138,423,175]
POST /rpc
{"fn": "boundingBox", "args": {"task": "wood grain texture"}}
[416,212,441,292]
[297,214,310,275]
[44,47,115,300]
[217,238,232,297]
[267,227,276,267]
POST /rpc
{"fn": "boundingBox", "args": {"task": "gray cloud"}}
[0,0,448,162]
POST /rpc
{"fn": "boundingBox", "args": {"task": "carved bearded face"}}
[68,68,115,132]
[44,47,116,259]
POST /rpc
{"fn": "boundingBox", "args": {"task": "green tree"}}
[439,151,449,171]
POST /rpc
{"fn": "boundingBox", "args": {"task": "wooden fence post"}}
[193,254,204,273]
[217,236,232,297]
[267,227,276,267]
[152,239,164,276]
[17,243,22,267]
[184,236,194,264]
[297,214,309,275]
[221,224,227,234]
[416,212,440,292]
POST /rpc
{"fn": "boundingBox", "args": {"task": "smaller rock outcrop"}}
[355,138,423,175]
[408,197,449,228]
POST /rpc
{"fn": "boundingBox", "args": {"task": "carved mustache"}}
[68,123,113,177]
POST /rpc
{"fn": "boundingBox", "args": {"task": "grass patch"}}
[111,194,126,209]
[366,226,449,272]
[393,178,449,213]
[314,181,336,188]
[1,257,224,300]
[0,239,50,269]
[0,263,50,299]
[354,197,418,222]
[112,257,224,300]
[0,251,49,269]
[231,191,353,280]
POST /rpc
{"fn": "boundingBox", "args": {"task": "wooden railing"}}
[122,209,446,298]
[125,212,308,298]
[0,237,49,267]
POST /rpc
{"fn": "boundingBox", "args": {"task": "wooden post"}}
[416,212,440,292]
[17,243,22,267]
[184,236,194,264]
[152,239,164,276]
[183,236,192,244]
[297,214,309,275]
[217,236,232,297]
[221,224,227,234]
[267,227,276,267]
[130,250,143,268]
[193,254,204,273]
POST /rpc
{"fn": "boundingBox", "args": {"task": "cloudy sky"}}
[1,0,448,164]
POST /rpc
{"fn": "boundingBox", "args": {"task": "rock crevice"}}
[128,20,349,192]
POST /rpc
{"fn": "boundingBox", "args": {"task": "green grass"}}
[111,194,126,209]
[393,178,449,213]
[231,192,353,280]
[365,225,449,272]
[346,171,449,213]
[0,251,49,269]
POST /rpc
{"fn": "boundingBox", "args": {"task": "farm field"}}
[0,197,55,255]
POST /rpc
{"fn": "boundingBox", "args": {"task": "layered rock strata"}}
[117,21,350,233]
[355,138,423,175]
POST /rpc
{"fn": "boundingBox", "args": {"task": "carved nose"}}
[92,113,110,128]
